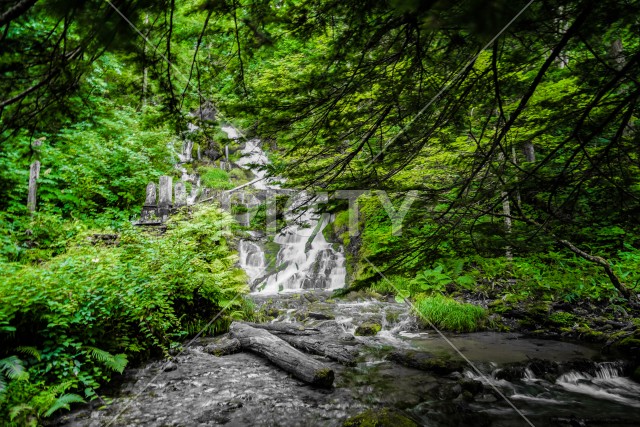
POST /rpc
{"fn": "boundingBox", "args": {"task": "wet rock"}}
[560,358,598,376]
[494,365,523,381]
[303,293,319,303]
[342,408,418,427]
[339,333,356,342]
[163,361,177,372]
[387,350,464,375]
[526,358,561,377]
[355,322,382,336]
[475,393,497,403]
[203,335,242,356]
[458,378,483,395]
[438,383,462,400]
[309,311,335,320]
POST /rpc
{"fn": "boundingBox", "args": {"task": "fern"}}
[43,393,85,417]
[16,346,41,361]
[0,356,28,380]
[9,403,34,421]
[0,355,29,395]
[83,347,128,373]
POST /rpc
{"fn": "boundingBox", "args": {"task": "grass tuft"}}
[414,294,487,332]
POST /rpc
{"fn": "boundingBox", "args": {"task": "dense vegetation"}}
[1,0,640,423]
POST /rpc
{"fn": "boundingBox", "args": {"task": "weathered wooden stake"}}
[27,161,40,213]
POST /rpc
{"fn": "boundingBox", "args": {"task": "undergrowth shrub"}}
[199,167,233,190]
[0,205,250,424]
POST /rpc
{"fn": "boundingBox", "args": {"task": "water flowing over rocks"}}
[222,126,347,295]
[54,291,640,427]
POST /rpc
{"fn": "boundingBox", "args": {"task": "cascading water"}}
[222,125,346,294]
[238,232,267,283]
[556,363,640,408]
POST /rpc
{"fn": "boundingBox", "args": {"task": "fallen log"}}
[278,334,359,366]
[229,322,334,388]
[202,335,241,356]
[245,322,321,336]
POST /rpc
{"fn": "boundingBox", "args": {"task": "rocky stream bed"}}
[51,291,640,427]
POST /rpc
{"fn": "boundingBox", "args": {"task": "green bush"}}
[0,205,250,424]
[413,294,487,332]
[199,167,234,190]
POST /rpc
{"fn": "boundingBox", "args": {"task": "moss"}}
[528,301,552,318]
[549,311,575,326]
[355,322,382,336]
[343,408,418,427]
[487,299,509,313]
[576,327,606,342]
[632,366,640,382]
[316,368,332,379]
[616,336,640,351]
[314,368,335,388]
[385,311,400,323]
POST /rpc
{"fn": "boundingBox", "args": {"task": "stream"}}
[53,292,640,427]
[53,126,640,427]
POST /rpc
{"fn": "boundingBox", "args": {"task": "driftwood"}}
[278,334,358,366]
[229,322,334,388]
[244,322,358,365]
[202,335,241,356]
[244,322,321,336]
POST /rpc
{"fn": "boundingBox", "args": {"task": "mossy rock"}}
[313,368,335,388]
[615,336,640,352]
[387,350,464,375]
[575,326,606,342]
[355,322,382,336]
[343,408,418,427]
[632,366,640,382]
[548,311,575,326]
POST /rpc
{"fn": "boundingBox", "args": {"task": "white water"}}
[222,125,346,294]
[556,363,640,408]
[463,361,640,410]
[238,232,266,283]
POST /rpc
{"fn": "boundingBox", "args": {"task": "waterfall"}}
[222,125,346,294]
[239,233,266,284]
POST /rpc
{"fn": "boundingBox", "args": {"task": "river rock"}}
[355,322,382,336]
[343,408,418,427]
[475,393,497,403]
[458,378,483,395]
[163,361,178,372]
[308,311,335,320]
[387,350,465,375]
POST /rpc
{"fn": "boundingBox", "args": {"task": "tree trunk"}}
[523,142,535,162]
[229,322,334,388]
[557,239,631,299]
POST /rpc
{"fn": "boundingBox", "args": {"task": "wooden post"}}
[27,137,44,213]
[27,161,40,213]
